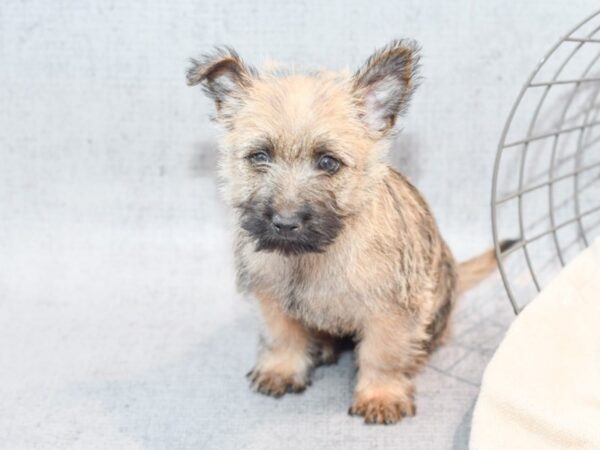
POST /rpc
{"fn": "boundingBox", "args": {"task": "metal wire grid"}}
[492,9,600,314]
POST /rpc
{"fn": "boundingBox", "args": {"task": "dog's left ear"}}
[187,46,256,124]
[353,40,420,136]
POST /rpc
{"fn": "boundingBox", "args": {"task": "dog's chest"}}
[242,249,366,333]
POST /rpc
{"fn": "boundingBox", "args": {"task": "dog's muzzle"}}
[239,201,343,255]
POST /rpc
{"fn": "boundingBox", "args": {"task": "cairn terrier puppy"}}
[187,40,510,424]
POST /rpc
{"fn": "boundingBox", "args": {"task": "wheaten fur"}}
[187,41,508,424]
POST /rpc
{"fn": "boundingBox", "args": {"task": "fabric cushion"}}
[470,238,600,449]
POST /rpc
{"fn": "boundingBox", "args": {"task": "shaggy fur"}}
[187,41,508,424]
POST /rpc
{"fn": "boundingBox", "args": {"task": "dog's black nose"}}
[272,213,301,233]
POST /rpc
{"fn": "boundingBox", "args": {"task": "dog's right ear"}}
[352,40,420,137]
[187,47,256,122]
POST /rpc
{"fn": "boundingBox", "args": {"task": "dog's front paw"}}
[247,368,309,397]
[349,392,416,424]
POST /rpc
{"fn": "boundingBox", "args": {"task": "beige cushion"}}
[470,238,600,449]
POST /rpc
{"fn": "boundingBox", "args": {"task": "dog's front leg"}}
[349,312,421,424]
[247,292,313,397]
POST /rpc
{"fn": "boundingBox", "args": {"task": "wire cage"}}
[492,9,600,314]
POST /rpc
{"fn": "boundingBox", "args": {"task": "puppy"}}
[187,40,510,424]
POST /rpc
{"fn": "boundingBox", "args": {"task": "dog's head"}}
[188,41,420,255]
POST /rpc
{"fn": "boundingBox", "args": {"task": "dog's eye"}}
[247,151,271,165]
[317,155,340,173]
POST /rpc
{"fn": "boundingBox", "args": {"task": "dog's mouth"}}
[238,202,343,256]
[253,233,327,255]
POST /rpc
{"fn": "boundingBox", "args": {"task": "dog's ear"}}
[353,40,420,136]
[187,47,256,123]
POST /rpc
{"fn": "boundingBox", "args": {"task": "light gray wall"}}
[1,0,598,258]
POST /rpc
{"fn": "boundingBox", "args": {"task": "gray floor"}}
[0,176,516,450]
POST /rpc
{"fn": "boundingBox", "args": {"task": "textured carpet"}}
[0,177,516,449]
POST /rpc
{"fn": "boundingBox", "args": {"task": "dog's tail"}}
[456,239,518,295]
